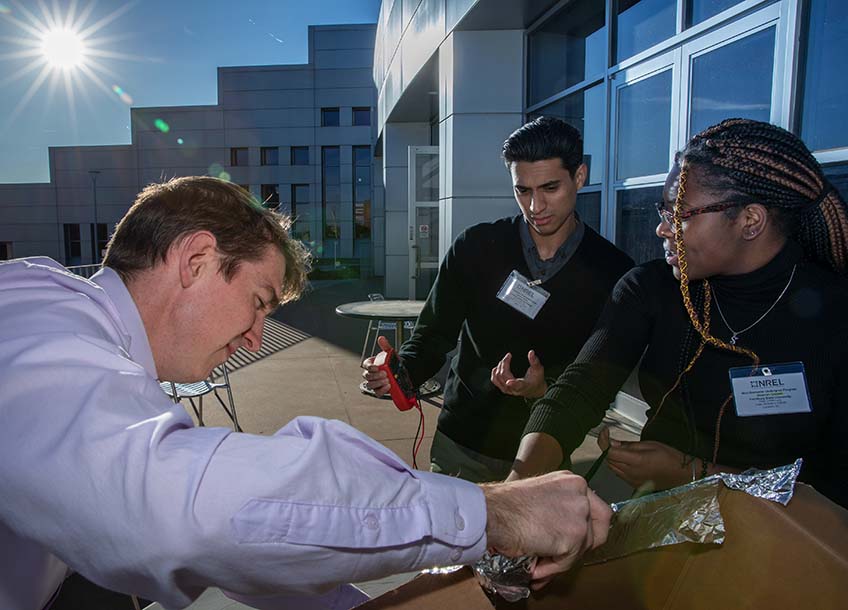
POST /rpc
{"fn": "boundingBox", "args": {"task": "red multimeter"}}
[373,346,418,411]
[372,346,425,468]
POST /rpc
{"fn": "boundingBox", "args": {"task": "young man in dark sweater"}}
[362,117,633,482]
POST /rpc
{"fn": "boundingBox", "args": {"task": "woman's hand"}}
[599,428,692,490]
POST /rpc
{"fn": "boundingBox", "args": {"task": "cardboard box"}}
[360,484,848,609]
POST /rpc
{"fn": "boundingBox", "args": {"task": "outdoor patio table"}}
[335,299,425,347]
[335,299,441,398]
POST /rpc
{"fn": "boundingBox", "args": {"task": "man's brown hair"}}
[103,176,310,303]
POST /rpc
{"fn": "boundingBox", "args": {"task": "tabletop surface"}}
[335,300,425,320]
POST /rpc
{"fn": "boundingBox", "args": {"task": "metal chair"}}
[360,293,415,362]
[160,364,242,432]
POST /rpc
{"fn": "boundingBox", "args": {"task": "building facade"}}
[0,24,381,277]
[373,0,847,297]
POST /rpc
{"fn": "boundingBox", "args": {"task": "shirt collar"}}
[91,267,158,379]
[519,213,585,282]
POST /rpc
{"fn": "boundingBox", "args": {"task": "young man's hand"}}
[481,471,611,589]
[361,336,393,396]
[490,350,547,399]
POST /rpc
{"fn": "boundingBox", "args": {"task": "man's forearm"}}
[507,432,564,481]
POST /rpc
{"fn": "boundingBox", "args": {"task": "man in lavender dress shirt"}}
[0,177,611,610]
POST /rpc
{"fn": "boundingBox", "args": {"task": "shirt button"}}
[450,548,462,563]
[455,511,465,531]
[363,514,379,530]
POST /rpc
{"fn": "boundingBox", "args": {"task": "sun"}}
[41,28,87,70]
[0,1,141,128]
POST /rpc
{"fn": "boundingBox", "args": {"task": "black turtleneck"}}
[526,241,848,507]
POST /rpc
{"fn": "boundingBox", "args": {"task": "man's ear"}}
[574,163,588,190]
[174,231,218,288]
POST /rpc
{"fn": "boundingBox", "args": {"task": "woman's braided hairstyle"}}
[649,118,848,465]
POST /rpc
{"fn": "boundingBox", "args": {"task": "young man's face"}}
[510,158,587,239]
[171,247,285,382]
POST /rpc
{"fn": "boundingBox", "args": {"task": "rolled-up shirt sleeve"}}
[0,336,487,609]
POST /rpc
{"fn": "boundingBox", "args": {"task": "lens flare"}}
[154,119,170,133]
[111,85,133,105]
[177,137,184,145]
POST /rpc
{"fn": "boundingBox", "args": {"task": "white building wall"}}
[0,24,379,275]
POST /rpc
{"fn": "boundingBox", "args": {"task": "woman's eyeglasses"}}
[655,200,746,226]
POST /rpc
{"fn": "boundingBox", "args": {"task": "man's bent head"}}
[103,176,310,305]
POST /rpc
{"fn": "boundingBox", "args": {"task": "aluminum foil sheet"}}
[473,459,802,602]
[717,458,801,505]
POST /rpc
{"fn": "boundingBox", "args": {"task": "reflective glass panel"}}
[616,0,676,63]
[321,107,340,127]
[415,152,438,202]
[615,186,664,264]
[576,191,602,233]
[823,164,848,203]
[529,84,605,185]
[291,146,309,165]
[527,0,606,106]
[616,69,672,179]
[686,0,741,27]
[801,0,848,152]
[689,27,774,138]
[353,107,371,126]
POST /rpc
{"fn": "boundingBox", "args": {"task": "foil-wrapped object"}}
[473,459,802,602]
[473,552,535,602]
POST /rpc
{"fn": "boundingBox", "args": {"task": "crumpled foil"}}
[472,459,802,602]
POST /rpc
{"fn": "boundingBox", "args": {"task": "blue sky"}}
[0,0,381,183]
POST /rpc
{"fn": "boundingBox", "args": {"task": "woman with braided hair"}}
[507,118,848,507]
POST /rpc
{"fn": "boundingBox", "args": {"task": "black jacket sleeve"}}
[398,230,472,386]
[522,265,658,458]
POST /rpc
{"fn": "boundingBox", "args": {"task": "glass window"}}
[353,107,371,126]
[291,146,309,166]
[616,69,672,179]
[527,0,606,106]
[528,84,606,185]
[576,192,602,233]
[353,145,371,239]
[230,147,248,166]
[0,242,10,260]
[823,164,848,203]
[261,184,279,208]
[321,107,340,127]
[322,146,341,239]
[686,0,741,27]
[689,27,774,138]
[616,0,677,63]
[91,223,108,263]
[615,186,665,264]
[291,184,311,241]
[261,147,279,166]
[63,223,82,264]
[800,0,848,152]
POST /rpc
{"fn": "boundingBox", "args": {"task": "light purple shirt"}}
[0,258,488,610]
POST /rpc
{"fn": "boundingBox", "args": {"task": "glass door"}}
[407,146,439,300]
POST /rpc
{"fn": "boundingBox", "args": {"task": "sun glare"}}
[0,1,142,129]
[41,28,86,69]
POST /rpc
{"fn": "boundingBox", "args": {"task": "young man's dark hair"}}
[502,116,584,176]
[103,176,310,303]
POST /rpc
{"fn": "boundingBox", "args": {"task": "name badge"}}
[496,270,550,320]
[729,361,812,417]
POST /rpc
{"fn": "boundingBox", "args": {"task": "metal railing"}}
[66,264,102,279]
